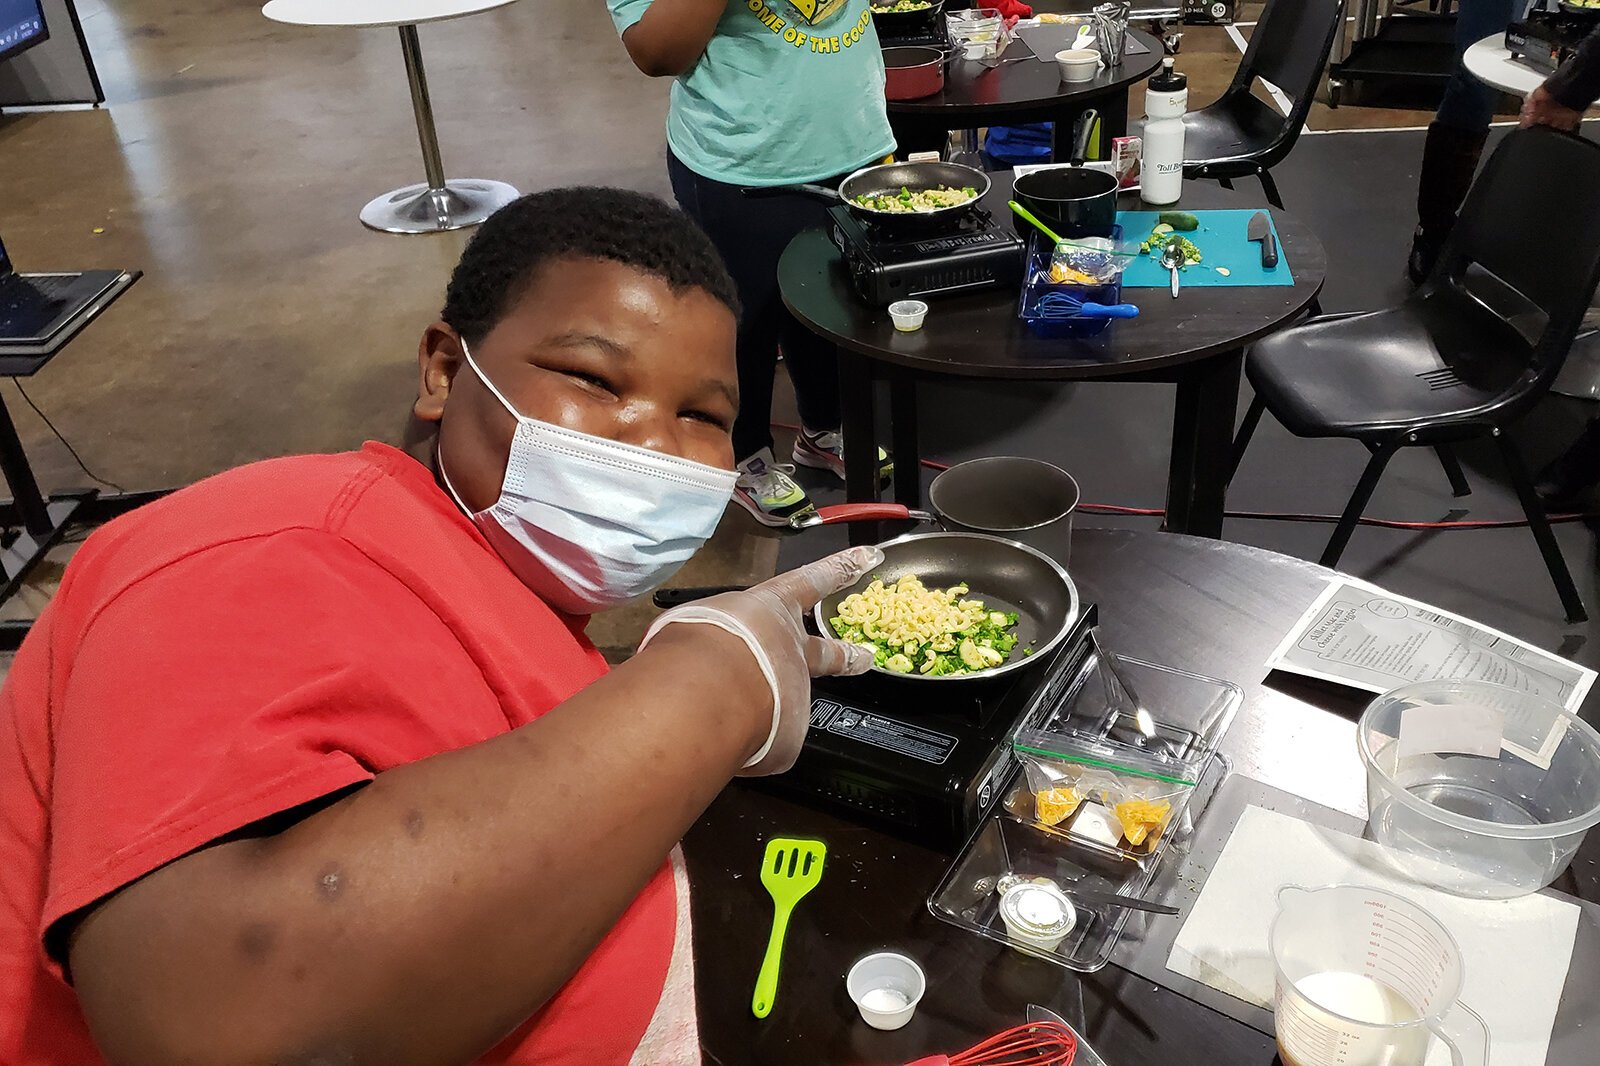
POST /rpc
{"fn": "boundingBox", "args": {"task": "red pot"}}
[883,46,946,101]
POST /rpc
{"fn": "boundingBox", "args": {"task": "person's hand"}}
[640,545,883,776]
[1521,84,1585,132]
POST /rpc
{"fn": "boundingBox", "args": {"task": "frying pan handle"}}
[812,503,917,524]
[651,585,750,608]
[742,184,842,205]
[1071,107,1100,165]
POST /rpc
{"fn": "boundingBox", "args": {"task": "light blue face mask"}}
[440,341,737,615]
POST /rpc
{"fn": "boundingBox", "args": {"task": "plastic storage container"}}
[1010,640,1240,861]
[1358,679,1600,898]
[928,637,1239,970]
[927,752,1226,971]
[1017,230,1128,338]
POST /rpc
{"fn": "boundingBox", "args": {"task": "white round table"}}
[262,0,522,234]
[1463,33,1547,97]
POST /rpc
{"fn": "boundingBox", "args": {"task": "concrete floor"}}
[0,1,1580,661]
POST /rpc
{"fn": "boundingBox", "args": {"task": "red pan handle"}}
[812,503,915,524]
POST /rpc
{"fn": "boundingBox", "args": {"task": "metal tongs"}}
[1160,236,1183,299]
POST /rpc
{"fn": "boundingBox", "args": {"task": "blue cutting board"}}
[1117,209,1294,288]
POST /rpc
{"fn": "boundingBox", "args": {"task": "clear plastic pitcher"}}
[1269,885,1489,1066]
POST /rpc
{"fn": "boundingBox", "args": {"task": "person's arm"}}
[1523,27,1600,130]
[618,0,728,78]
[67,549,875,1066]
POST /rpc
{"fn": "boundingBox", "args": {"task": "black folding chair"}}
[1181,0,1344,209]
[1229,128,1600,623]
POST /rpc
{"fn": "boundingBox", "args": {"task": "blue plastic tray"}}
[1016,229,1125,338]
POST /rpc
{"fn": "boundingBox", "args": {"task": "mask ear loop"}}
[437,335,517,517]
[459,337,523,421]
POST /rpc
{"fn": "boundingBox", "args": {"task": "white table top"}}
[262,0,518,29]
[1464,33,1546,96]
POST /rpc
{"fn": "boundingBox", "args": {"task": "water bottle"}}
[1140,57,1188,206]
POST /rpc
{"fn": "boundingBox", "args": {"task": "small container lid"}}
[1000,881,1077,938]
[1148,57,1187,93]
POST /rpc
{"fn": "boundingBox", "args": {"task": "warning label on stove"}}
[809,699,957,765]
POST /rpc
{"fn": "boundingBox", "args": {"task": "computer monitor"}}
[0,0,48,66]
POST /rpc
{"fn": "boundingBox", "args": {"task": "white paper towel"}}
[1166,805,1580,1066]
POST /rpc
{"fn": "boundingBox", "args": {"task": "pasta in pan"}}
[829,574,1024,675]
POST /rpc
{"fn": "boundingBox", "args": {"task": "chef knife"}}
[1248,211,1278,269]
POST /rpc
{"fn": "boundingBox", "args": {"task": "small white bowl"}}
[1056,48,1101,83]
[888,299,929,331]
[846,951,926,1030]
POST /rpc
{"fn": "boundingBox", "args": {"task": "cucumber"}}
[1158,211,1200,231]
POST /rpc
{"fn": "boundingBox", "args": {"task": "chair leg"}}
[1258,168,1285,210]
[1321,445,1396,568]
[1434,444,1471,498]
[1495,431,1588,623]
[1227,395,1266,488]
[1217,175,1235,191]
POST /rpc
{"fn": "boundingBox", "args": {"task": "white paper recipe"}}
[1266,578,1594,714]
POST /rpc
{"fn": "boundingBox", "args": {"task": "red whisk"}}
[902,1020,1078,1066]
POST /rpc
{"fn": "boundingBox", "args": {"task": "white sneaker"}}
[733,448,815,527]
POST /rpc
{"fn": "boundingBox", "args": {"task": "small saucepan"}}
[883,45,948,101]
[1011,108,1119,241]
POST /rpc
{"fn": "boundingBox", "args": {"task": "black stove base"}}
[752,604,1099,852]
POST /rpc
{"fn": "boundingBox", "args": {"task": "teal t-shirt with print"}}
[609,0,896,187]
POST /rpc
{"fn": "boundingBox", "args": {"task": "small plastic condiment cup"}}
[998,880,1077,955]
[889,300,929,332]
[846,951,926,1030]
[1056,48,1101,83]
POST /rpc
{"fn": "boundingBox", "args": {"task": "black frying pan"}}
[813,532,1080,683]
[869,0,946,31]
[654,532,1080,684]
[748,160,991,235]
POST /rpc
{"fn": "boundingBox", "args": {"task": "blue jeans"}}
[1435,0,1525,131]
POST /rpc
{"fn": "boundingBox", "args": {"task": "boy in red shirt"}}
[0,187,875,1064]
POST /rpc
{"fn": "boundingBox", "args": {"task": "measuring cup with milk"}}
[1269,885,1489,1066]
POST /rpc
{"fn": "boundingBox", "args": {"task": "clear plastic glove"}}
[640,545,883,776]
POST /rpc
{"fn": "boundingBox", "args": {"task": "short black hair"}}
[440,187,739,344]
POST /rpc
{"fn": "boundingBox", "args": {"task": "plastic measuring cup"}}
[1269,885,1488,1066]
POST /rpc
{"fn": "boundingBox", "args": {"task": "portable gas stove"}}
[754,604,1098,851]
[872,7,949,49]
[1507,10,1596,75]
[829,204,1026,307]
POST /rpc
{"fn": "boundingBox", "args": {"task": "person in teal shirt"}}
[609,0,895,525]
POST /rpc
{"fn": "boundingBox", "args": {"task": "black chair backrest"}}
[1433,128,1600,384]
[1224,0,1344,156]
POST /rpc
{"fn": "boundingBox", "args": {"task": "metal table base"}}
[362,24,519,234]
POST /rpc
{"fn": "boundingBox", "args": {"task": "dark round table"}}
[777,175,1327,544]
[686,530,1600,1065]
[887,27,1164,158]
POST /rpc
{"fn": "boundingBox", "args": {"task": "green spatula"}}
[751,836,827,1019]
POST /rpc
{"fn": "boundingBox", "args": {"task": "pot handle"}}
[812,503,918,524]
[742,184,843,205]
[1071,107,1100,165]
[1431,999,1490,1066]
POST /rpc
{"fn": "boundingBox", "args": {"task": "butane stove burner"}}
[874,9,949,49]
[751,604,1099,851]
[1507,11,1596,75]
[829,204,1026,306]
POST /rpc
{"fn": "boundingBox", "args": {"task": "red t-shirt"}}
[0,443,692,1065]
